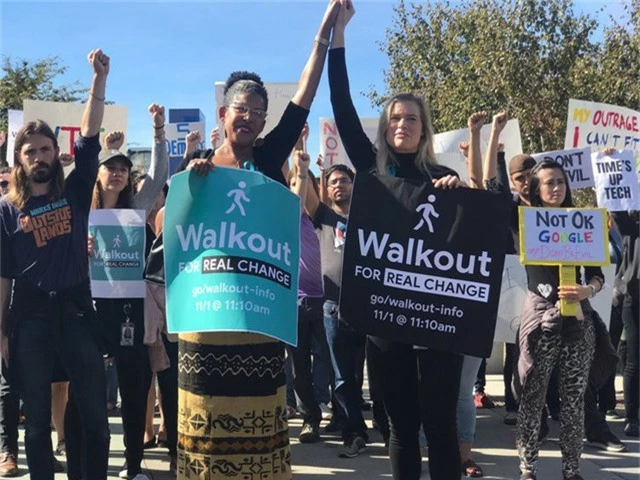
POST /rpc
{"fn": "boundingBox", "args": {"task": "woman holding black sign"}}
[514,160,604,480]
[329,2,466,479]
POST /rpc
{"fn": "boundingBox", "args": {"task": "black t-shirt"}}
[312,203,348,303]
[0,135,100,292]
[184,101,309,186]
[526,264,604,305]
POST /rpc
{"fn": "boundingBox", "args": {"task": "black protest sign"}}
[339,174,511,358]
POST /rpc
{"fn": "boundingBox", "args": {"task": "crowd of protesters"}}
[0,1,638,480]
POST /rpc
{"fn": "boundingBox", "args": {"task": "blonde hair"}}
[374,93,438,177]
[7,121,63,210]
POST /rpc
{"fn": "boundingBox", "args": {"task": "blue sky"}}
[0,0,629,163]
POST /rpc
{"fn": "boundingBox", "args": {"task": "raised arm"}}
[483,110,508,186]
[291,1,340,109]
[467,111,486,189]
[133,104,169,213]
[81,49,110,138]
[329,1,376,171]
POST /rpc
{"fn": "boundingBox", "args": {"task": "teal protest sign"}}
[164,167,300,345]
[89,209,146,298]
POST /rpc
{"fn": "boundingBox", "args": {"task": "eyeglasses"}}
[230,103,268,120]
[327,177,352,188]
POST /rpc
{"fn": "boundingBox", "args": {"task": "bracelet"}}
[314,35,330,47]
[154,124,165,130]
[90,92,105,101]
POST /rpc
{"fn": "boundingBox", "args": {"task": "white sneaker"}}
[319,402,332,420]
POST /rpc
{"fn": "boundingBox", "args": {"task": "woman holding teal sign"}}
[66,105,169,480]
[178,2,340,479]
[514,160,605,480]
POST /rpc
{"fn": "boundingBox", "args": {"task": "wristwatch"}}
[589,284,597,298]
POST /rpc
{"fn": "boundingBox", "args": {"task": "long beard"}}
[29,164,55,184]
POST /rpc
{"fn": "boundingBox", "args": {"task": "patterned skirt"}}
[177,332,291,480]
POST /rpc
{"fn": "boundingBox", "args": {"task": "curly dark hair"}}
[223,71,268,111]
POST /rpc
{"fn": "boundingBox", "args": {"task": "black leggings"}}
[368,337,463,480]
[622,281,639,422]
[157,333,178,456]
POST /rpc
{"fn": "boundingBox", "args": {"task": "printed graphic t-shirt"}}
[0,135,100,292]
[313,202,347,303]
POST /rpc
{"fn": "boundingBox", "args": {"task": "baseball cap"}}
[508,154,536,176]
[99,149,132,168]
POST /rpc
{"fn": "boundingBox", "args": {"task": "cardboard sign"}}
[591,150,640,211]
[532,147,594,189]
[7,109,24,167]
[164,167,300,345]
[565,99,640,167]
[340,174,510,357]
[23,99,128,155]
[318,116,377,170]
[89,209,146,298]
[519,207,610,266]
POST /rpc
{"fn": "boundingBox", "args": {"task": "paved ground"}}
[10,374,640,479]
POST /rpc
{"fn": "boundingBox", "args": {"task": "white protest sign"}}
[532,146,593,189]
[7,110,24,167]
[432,119,523,182]
[519,207,609,266]
[494,255,615,343]
[165,121,206,158]
[23,100,128,155]
[591,150,640,211]
[318,117,377,170]
[565,99,640,169]
[214,82,297,141]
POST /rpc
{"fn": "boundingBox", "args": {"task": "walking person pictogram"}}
[414,194,439,233]
[112,233,122,248]
[225,181,251,216]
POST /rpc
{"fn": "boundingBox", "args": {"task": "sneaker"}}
[55,439,66,456]
[585,432,627,452]
[0,452,19,478]
[473,391,495,409]
[53,457,65,473]
[299,422,320,443]
[504,411,517,426]
[605,410,621,420]
[319,403,332,420]
[624,420,639,437]
[118,462,129,479]
[324,417,342,434]
[338,435,366,458]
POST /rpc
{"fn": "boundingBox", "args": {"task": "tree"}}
[370,0,640,206]
[0,56,88,165]
[368,0,640,153]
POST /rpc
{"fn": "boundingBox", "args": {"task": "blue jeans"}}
[323,300,367,439]
[457,355,483,443]
[0,360,18,454]
[13,296,109,480]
